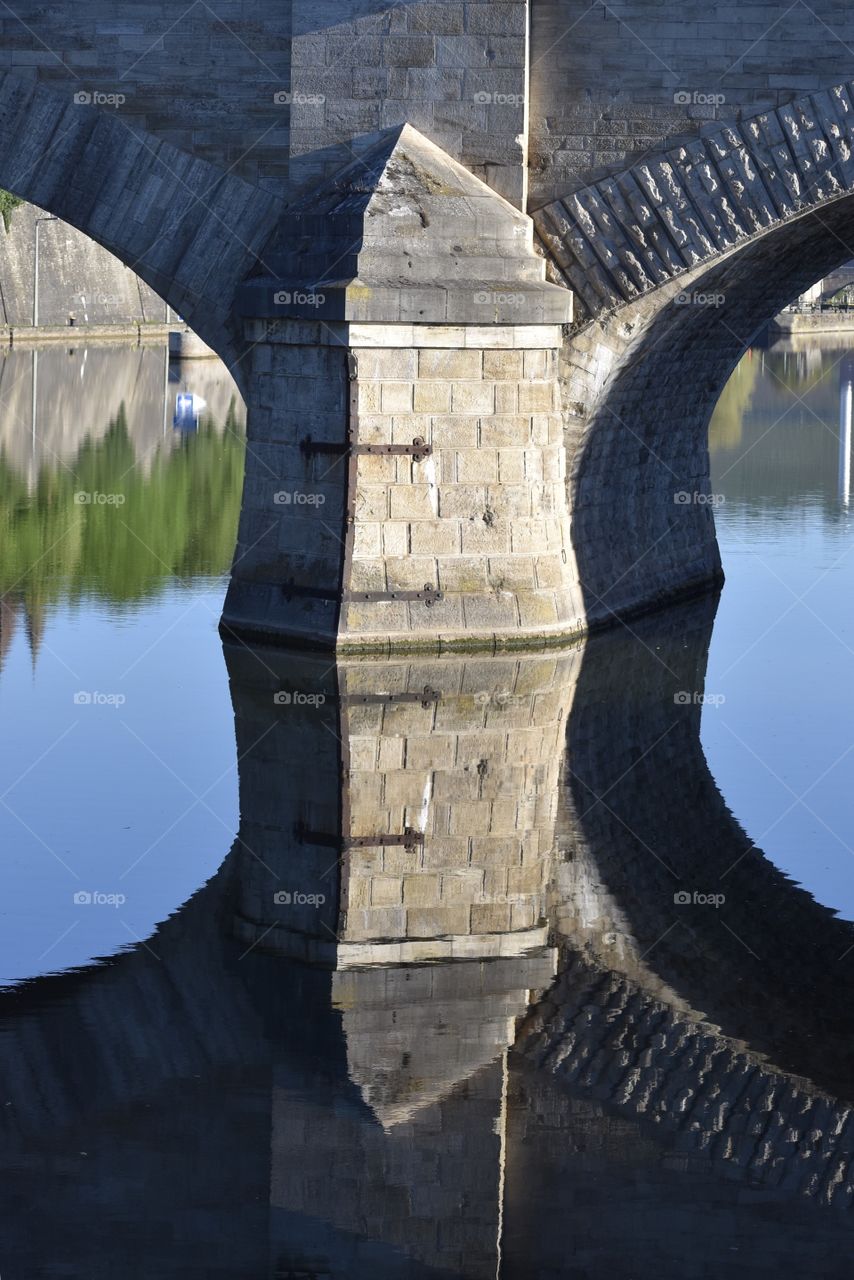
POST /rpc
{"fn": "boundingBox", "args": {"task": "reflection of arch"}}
[512,597,854,1240]
[550,596,854,1097]
[0,72,282,370]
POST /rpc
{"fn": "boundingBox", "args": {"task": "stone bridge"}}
[2,1,854,648]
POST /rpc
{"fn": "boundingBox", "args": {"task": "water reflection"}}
[706,337,854,921]
[0,343,244,651]
[2,599,854,1276]
[710,341,854,516]
[0,343,245,982]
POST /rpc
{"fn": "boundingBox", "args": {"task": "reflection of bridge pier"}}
[222,641,566,1276]
[226,642,572,971]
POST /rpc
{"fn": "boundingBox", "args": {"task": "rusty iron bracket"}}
[294,822,424,851]
[342,687,440,707]
[300,434,431,462]
[344,584,443,607]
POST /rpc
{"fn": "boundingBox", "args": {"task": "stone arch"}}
[532,83,854,625]
[0,72,283,379]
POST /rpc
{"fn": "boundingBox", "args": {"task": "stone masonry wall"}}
[289,0,529,206]
[0,2,293,192]
[528,0,854,206]
[345,326,581,647]
[224,320,585,651]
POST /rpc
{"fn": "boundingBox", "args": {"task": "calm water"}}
[0,339,852,1277]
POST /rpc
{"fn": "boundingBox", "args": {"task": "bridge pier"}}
[221,125,578,653]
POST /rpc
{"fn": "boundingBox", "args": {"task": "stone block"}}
[352,521,382,557]
[382,521,410,555]
[418,348,483,379]
[483,349,524,380]
[356,453,398,483]
[497,448,526,483]
[451,381,496,414]
[354,486,389,521]
[383,34,437,67]
[381,381,414,412]
[471,902,513,932]
[389,485,437,520]
[408,520,462,555]
[347,906,408,939]
[355,348,418,380]
[371,875,404,906]
[385,554,441,589]
[494,383,519,412]
[406,905,471,936]
[460,520,511,554]
[518,381,555,412]
[402,873,442,906]
[455,448,499,482]
[437,556,491,592]
[440,868,486,900]
[429,416,479,447]
[461,593,518,628]
[478,416,530,447]
[413,380,452,412]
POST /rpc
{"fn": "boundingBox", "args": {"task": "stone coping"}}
[238,280,573,327]
[232,913,552,967]
[243,319,567,349]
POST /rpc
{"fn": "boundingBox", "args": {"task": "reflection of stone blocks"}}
[337,651,579,965]
[225,643,580,967]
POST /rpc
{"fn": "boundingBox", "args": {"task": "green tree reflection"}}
[0,399,245,620]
